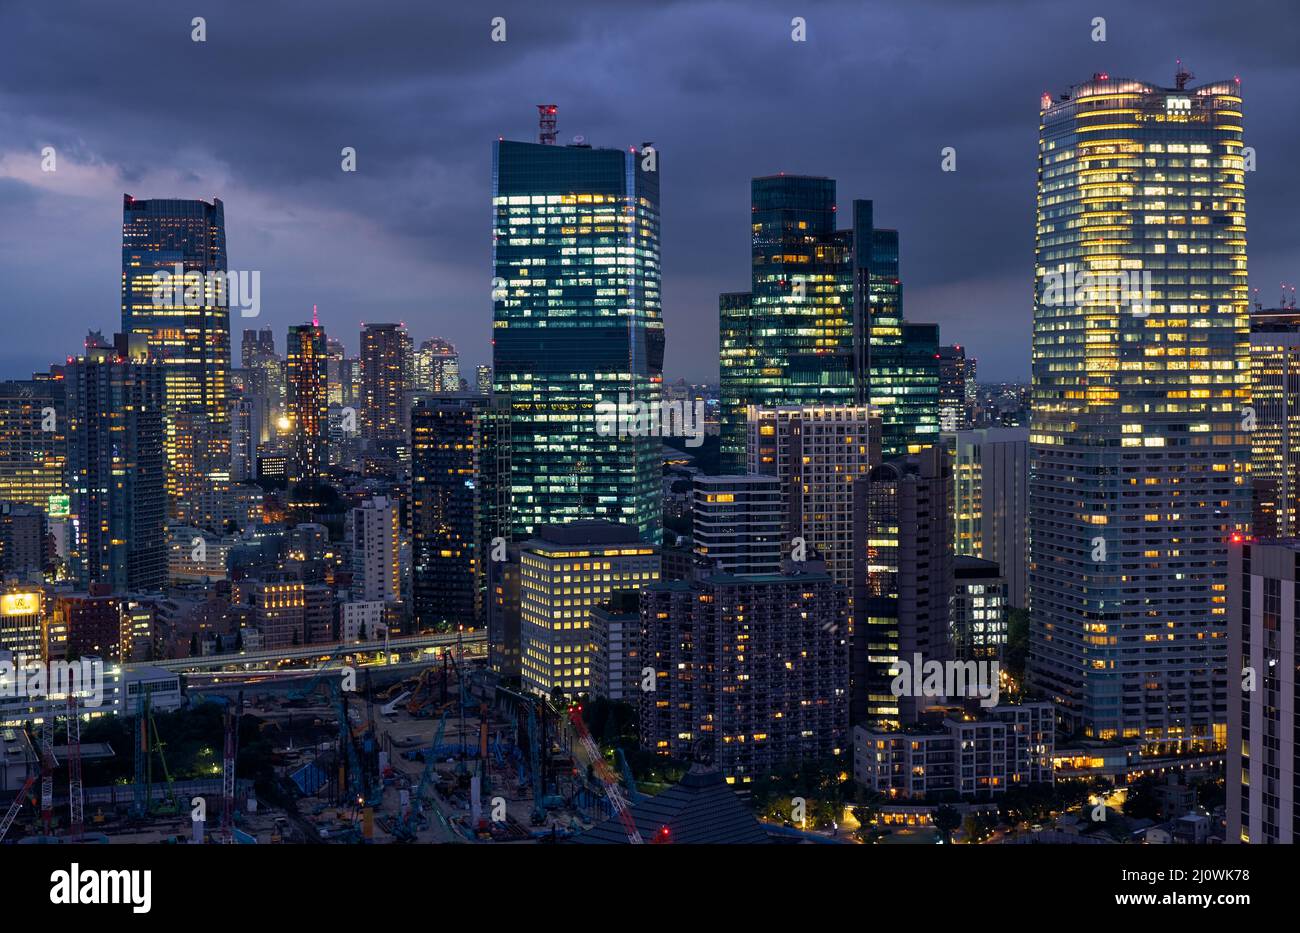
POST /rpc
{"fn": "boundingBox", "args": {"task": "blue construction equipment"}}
[615,747,642,804]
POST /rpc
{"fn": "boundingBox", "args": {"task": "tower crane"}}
[567,704,642,844]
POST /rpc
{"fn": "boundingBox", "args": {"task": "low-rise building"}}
[854,701,1054,800]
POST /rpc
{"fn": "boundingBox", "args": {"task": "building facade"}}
[946,427,1030,608]
[747,404,880,586]
[1227,539,1298,844]
[640,565,849,780]
[518,522,659,698]
[1029,73,1249,749]
[690,474,783,576]
[286,322,329,484]
[492,135,664,542]
[65,333,167,592]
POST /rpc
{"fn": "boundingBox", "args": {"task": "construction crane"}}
[131,688,152,818]
[220,691,243,843]
[39,701,56,834]
[0,774,36,842]
[66,694,84,841]
[147,700,179,816]
[567,704,642,844]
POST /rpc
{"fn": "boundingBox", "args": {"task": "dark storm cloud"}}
[1,0,1298,381]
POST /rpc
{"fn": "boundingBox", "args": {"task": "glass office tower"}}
[121,195,232,514]
[719,182,937,468]
[121,195,230,422]
[1029,73,1250,752]
[491,137,663,542]
[65,333,167,592]
[720,177,854,470]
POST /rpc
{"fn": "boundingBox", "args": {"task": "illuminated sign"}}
[1166,96,1191,113]
[1,593,41,616]
[47,494,70,518]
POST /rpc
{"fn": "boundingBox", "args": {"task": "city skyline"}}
[1,0,1295,876]
[4,1,1300,385]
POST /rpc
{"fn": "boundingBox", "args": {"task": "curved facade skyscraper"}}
[1029,73,1251,752]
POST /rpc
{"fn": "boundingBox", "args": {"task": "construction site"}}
[0,650,649,845]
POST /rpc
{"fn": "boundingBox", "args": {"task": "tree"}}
[933,805,962,843]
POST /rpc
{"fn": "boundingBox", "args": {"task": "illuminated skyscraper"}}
[719,183,936,468]
[360,323,412,455]
[719,177,853,470]
[286,321,328,484]
[410,395,511,630]
[121,195,232,487]
[65,333,166,592]
[1247,305,1300,536]
[0,378,66,515]
[938,344,972,430]
[492,132,664,541]
[415,338,460,393]
[1029,72,1250,750]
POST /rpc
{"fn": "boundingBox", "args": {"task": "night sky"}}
[1,0,1297,383]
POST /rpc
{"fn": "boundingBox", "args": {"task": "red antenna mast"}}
[312,304,320,327]
[537,105,557,145]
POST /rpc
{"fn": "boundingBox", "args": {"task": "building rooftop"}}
[570,764,772,845]
[529,521,642,547]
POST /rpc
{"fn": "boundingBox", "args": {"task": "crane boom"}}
[0,775,36,842]
[567,705,642,844]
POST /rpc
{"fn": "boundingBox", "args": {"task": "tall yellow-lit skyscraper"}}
[121,195,232,515]
[1029,71,1250,752]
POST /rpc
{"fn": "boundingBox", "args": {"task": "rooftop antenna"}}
[537,104,557,145]
[1175,58,1193,90]
[312,304,319,327]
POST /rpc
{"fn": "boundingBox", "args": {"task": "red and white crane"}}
[567,704,642,845]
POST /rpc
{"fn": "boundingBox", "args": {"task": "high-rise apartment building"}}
[690,474,783,575]
[640,563,849,780]
[360,323,412,454]
[946,427,1030,608]
[1227,539,1298,843]
[852,446,953,727]
[349,495,399,604]
[1029,72,1249,750]
[747,404,880,585]
[65,333,167,592]
[410,395,511,630]
[1248,306,1300,537]
[492,131,664,542]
